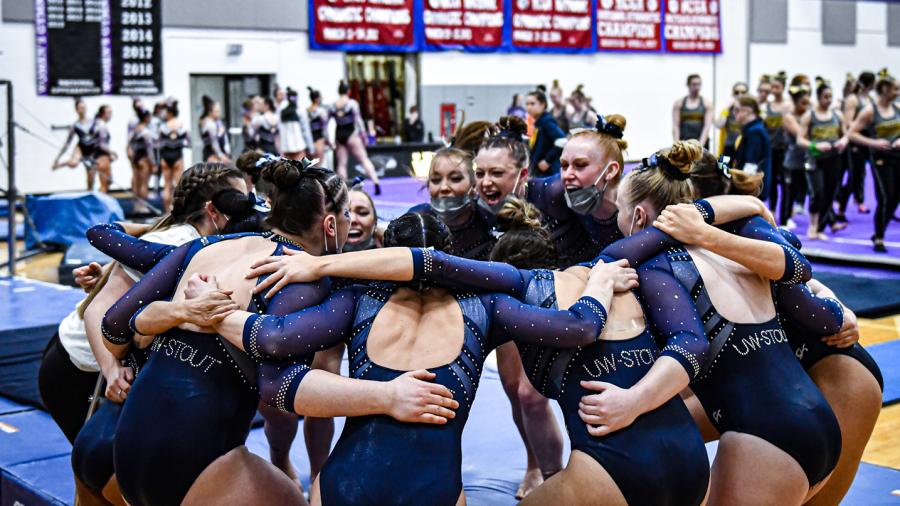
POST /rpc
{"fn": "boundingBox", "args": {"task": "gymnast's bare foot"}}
[516,467,544,499]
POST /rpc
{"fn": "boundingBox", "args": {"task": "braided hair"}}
[153,162,244,231]
[384,211,451,251]
[690,149,763,198]
[260,157,349,236]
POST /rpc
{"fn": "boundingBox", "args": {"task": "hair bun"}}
[595,113,625,139]
[261,160,301,190]
[497,115,528,139]
[495,198,543,233]
[666,140,703,176]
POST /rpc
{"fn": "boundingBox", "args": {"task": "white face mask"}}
[322,216,340,254]
[207,208,222,235]
[628,207,642,237]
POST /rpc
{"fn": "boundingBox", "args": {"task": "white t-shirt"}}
[58,224,201,371]
[121,224,201,281]
[57,300,98,372]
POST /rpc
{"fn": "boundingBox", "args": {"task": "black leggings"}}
[837,144,869,211]
[780,166,806,226]
[805,156,841,232]
[793,165,808,207]
[872,152,900,239]
[37,333,100,444]
[769,147,785,213]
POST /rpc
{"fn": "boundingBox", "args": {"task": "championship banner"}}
[596,0,661,52]
[310,0,419,52]
[423,0,506,51]
[36,0,161,96]
[663,0,721,53]
[509,0,596,53]
[110,0,162,95]
[36,0,110,95]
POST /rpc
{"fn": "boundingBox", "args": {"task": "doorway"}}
[189,74,272,161]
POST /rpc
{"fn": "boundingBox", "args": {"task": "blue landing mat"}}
[0,410,70,469]
[0,398,31,416]
[25,193,123,250]
[814,272,900,319]
[1,455,72,506]
[868,341,900,406]
[0,409,72,506]
[0,278,84,407]
[843,463,900,505]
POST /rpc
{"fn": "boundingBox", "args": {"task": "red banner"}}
[511,0,594,52]
[311,0,416,50]
[663,0,721,53]
[424,0,505,49]
[596,0,661,51]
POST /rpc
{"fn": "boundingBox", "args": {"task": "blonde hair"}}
[571,113,628,168]
[624,140,701,212]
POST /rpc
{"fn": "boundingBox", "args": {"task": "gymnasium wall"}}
[749,1,900,100]
[1,0,898,194]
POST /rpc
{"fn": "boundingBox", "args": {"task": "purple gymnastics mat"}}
[785,166,900,266]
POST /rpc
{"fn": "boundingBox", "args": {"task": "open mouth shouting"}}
[347,226,366,242]
[481,188,503,207]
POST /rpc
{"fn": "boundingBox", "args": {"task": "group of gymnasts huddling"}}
[50,81,382,212]
[39,97,886,506]
[671,68,900,252]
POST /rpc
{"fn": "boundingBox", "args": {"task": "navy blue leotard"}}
[92,229,331,506]
[242,254,608,506]
[527,173,623,268]
[502,269,709,506]
[773,230,884,390]
[409,202,497,260]
[639,247,843,485]
[308,249,710,504]
[70,348,148,494]
[71,400,123,492]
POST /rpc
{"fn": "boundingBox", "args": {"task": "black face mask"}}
[564,162,611,216]
[475,171,525,216]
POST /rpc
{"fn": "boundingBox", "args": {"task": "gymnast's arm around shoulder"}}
[578,257,710,436]
[654,199,810,283]
[258,360,458,425]
[243,247,539,300]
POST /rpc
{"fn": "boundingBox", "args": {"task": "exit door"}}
[189,74,272,161]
